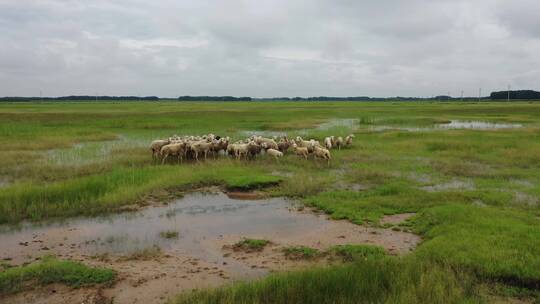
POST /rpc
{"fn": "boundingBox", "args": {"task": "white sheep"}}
[160,142,185,164]
[150,139,170,161]
[292,143,309,159]
[313,146,331,165]
[266,148,283,160]
[228,143,249,160]
[335,136,344,150]
[190,141,213,161]
[345,134,355,146]
[255,137,279,150]
[324,137,332,150]
[295,137,316,153]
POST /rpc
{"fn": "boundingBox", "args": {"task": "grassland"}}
[233,239,271,252]
[0,256,115,295]
[1,101,539,302]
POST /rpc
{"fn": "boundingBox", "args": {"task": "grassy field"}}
[0,256,115,295]
[1,101,539,302]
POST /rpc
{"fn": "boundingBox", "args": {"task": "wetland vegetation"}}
[0,101,539,303]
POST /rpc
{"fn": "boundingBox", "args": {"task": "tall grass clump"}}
[173,256,479,304]
[0,163,281,223]
[0,256,115,295]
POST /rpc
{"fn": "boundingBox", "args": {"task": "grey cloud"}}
[0,0,539,97]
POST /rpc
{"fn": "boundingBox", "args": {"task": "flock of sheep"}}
[150,133,355,165]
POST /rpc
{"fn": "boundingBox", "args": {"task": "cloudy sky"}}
[1,0,539,97]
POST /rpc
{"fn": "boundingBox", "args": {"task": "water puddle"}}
[45,134,150,166]
[420,179,475,192]
[437,120,522,130]
[368,120,522,133]
[241,119,359,138]
[239,130,288,138]
[0,192,419,304]
[368,126,428,132]
[314,119,359,131]
[0,193,316,262]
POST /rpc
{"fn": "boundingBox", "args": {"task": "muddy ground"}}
[0,191,419,304]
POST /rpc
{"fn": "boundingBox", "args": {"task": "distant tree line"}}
[490,90,540,100]
[255,96,486,101]
[1,91,539,102]
[0,95,159,102]
[177,96,251,101]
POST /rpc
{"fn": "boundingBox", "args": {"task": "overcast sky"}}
[1,0,539,98]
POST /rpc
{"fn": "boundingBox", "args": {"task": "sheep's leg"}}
[162,153,169,164]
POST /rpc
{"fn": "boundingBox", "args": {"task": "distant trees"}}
[177,96,251,101]
[0,96,159,102]
[1,92,539,102]
[490,90,540,100]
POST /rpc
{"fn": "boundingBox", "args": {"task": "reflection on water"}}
[241,119,360,138]
[369,120,523,132]
[0,193,328,270]
[436,120,522,130]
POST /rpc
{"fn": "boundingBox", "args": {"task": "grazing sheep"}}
[152,131,339,165]
[160,142,185,164]
[345,134,355,146]
[210,138,229,158]
[292,143,309,159]
[295,137,317,153]
[227,144,236,157]
[256,137,279,150]
[247,141,262,158]
[309,139,322,148]
[266,148,283,160]
[150,139,170,160]
[191,141,213,161]
[335,136,344,150]
[313,146,331,165]
[278,139,291,153]
[234,143,250,160]
[324,137,332,150]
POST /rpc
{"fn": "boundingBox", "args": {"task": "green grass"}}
[159,230,179,239]
[283,246,320,260]
[329,244,387,262]
[0,256,115,295]
[0,163,281,223]
[233,239,271,252]
[413,204,540,289]
[172,256,479,304]
[1,101,539,302]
